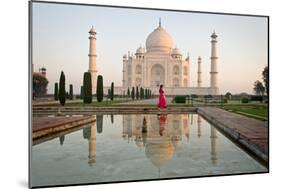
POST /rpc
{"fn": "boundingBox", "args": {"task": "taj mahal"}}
[88,19,219,95]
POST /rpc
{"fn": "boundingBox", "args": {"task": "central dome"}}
[146,22,173,53]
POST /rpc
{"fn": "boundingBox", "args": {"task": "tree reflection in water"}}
[96,114,103,134]
[59,135,65,146]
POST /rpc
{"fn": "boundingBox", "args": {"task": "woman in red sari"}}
[157,85,167,109]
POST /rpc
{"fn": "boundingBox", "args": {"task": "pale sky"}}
[32,2,268,95]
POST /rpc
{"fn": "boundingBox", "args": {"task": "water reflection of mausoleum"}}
[122,114,190,168]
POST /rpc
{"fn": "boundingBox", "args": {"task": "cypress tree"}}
[54,82,59,100]
[136,86,139,100]
[58,71,66,106]
[69,84,73,100]
[108,89,111,99]
[131,87,135,100]
[83,72,92,104]
[145,89,148,99]
[111,82,114,101]
[80,86,84,99]
[96,75,104,102]
[140,87,144,99]
[127,87,130,97]
[96,114,103,133]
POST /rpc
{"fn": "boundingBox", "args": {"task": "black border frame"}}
[28,0,270,188]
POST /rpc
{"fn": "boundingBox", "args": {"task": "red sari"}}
[158,88,167,108]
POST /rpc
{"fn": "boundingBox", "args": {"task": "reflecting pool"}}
[31,114,267,187]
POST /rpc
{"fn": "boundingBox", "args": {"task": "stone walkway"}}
[198,107,268,163]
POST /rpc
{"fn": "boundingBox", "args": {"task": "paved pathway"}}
[198,107,268,163]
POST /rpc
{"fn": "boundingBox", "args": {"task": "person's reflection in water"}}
[158,114,167,136]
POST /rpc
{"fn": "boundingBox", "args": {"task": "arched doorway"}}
[150,64,165,87]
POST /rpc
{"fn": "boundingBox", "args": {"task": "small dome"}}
[136,46,146,54]
[123,54,127,58]
[146,22,173,53]
[171,47,181,55]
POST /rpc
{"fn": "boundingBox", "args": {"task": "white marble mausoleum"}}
[88,19,219,95]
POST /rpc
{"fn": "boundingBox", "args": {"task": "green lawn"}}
[222,106,268,121]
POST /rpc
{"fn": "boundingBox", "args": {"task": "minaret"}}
[88,26,97,93]
[197,56,202,87]
[185,52,190,87]
[122,54,127,87]
[210,31,219,94]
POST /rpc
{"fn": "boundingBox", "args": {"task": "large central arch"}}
[150,64,165,87]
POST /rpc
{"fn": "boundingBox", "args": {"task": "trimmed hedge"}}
[96,75,103,102]
[241,97,249,103]
[83,72,92,104]
[80,86,84,99]
[131,87,135,100]
[58,71,66,106]
[54,82,58,100]
[174,96,186,103]
[69,84,73,100]
[250,95,263,102]
[110,82,114,101]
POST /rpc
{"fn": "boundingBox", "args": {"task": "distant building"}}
[32,65,48,96]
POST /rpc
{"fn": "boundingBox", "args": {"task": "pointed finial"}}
[159,17,161,27]
[186,52,190,61]
[89,25,96,34]
[211,30,217,38]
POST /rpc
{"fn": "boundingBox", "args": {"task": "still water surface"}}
[31,114,267,187]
